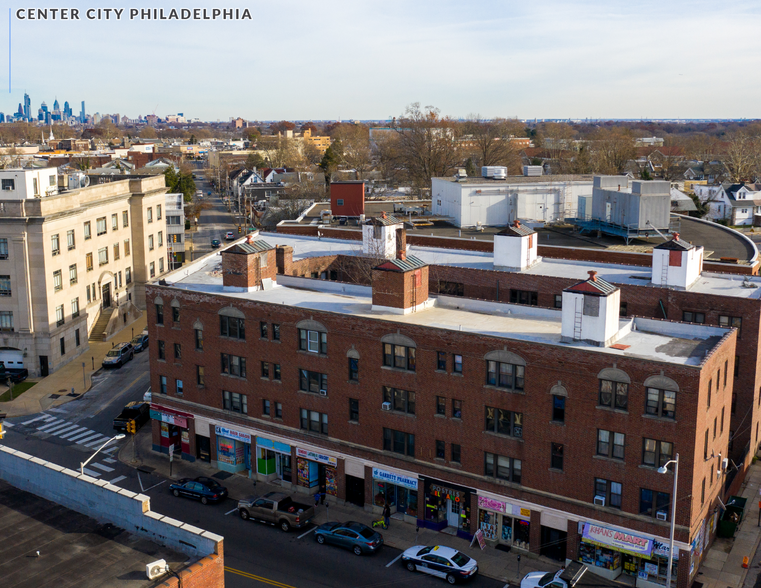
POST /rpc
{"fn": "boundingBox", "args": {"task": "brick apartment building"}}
[146,227,737,588]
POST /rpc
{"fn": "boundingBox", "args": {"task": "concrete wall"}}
[0,445,223,559]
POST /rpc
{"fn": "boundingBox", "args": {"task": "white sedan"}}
[225,231,235,240]
[401,545,478,584]
[521,570,566,588]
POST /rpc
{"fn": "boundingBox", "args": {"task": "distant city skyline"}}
[6,0,761,121]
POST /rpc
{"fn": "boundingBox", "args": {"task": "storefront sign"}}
[296,447,337,467]
[478,495,507,513]
[372,468,418,490]
[257,437,291,454]
[429,483,463,502]
[519,508,531,518]
[652,539,679,560]
[151,409,187,428]
[215,425,251,444]
[582,523,653,558]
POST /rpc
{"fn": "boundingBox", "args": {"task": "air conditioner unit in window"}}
[319,389,327,396]
[656,511,668,521]
[722,458,729,471]
[382,402,391,411]
[593,496,605,506]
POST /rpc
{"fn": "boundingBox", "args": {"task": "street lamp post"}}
[658,453,679,588]
[81,433,125,475]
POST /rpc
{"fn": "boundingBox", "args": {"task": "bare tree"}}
[461,117,524,172]
[723,131,761,182]
[589,128,637,175]
[332,124,372,179]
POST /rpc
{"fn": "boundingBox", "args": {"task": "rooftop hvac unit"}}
[593,496,606,506]
[381,402,391,411]
[146,559,167,580]
[656,511,668,521]
[68,172,90,190]
[482,166,507,180]
[523,165,543,177]
[455,168,467,181]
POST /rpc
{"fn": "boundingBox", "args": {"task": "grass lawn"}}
[0,381,36,402]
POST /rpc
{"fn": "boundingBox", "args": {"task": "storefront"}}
[421,477,473,539]
[151,405,193,460]
[476,495,531,550]
[371,468,418,522]
[214,425,251,474]
[295,447,338,497]
[256,437,292,484]
[579,522,679,587]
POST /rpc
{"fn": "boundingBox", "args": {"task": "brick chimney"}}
[494,219,539,271]
[371,252,431,314]
[276,245,294,276]
[651,232,703,289]
[222,238,277,292]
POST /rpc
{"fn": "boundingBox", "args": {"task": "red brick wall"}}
[157,551,224,588]
[221,248,276,289]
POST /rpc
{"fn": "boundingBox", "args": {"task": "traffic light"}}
[126,420,136,435]
[237,226,242,233]
[172,234,177,243]
[0,422,4,439]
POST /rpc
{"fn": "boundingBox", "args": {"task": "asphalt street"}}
[187,175,237,261]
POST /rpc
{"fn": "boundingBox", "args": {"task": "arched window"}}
[644,375,678,419]
[484,350,526,391]
[381,333,416,371]
[297,319,328,354]
[219,306,245,340]
[193,319,204,350]
[598,367,630,411]
[153,296,164,325]
[347,348,360,381]
[170,298,180,323]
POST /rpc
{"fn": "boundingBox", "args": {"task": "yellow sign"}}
[520,508,531,517]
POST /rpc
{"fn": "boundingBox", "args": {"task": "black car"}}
[169,479,228,504]
[131,333,149,352]
[180,476,229,499]
[211,239,221,249]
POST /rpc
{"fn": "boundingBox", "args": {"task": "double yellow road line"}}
[225,566,298,588]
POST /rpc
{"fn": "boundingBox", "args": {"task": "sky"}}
[4,0,761,121]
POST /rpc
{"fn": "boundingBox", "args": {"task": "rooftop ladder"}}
[573,298,582,341]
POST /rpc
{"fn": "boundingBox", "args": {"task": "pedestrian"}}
[383,501,391,529]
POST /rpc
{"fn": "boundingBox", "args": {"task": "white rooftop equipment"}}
[481,166,507,180]
[523,165,543,177]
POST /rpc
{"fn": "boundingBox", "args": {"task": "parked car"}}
[401,545,478,584]
[131,333,149,352]
[169,479,228,504]
[180,476,229,500]
[522,562,619,588]
[102,342,134,368]
[314,521,383,556]
[211,239,221,249]
[113,401,150,432]
[522,571,565,588]
[225,231,235,240]
[237,491,315,531]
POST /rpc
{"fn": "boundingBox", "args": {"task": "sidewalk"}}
[0,313,147,418]
[696,460,761,588]
[122,427,561,585]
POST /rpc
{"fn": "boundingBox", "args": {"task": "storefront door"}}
[447,499,461,527]
[196,435,211,462]
[275,453,292,482]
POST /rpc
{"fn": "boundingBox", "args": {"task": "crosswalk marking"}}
[103,446,117,455]
[81,467,101,478]
[91,462,115,473]
[67,430,97,442]
[20,415,47,426]
[108,475,126,485]
[3,422,14,428]
[42,415,57,422]
[83,437,109,449]
[103,457,117,464]
[73,432,102,444]
[60,426,89,439]
[45,423,79,435]
[36,420,63,432]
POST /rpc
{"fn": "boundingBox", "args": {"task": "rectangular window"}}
[484,452,522,483]
[260,321,268,338]
[299,369,328,394]
[124,239,130,257]
[721,407,725,433]
[451,444,461,464]
[60,336,65,355]
[453,354,463,374]
[436,396,446,416]
[509,289,538,306]
[383,428,414,456]
[157,340,165,360]
[719,315,742,336]
[642,439,674,467]
[159,375,167,394]
[148,235,154,251]
[301,409,328,435]
[599,380,628,410]
[96,217,107,236]
[0,275,10,297]
[220,315,245,339]
[383,343,416,371]
[348,357,359,381]
[640,488,670,520]
[595,479,623,509]
[125,267,132,284]
[554,294,562,309]
[156,204,162,220]
[261,361,269,378]
[299,329,327,354]
[196,365,205,386]
[84,221,91,240]
[596,430,625,459]
[1,179,14,190]
[75,328,80,347]
[272,323,280,340]
[53,270,62,291]
[158,258,164,274]
[263,399,271,416]
[86,285,91,303]
[111,214,118,231]
[484,406,523,438]
[583,294,600,317]
[437,351,446,371]
[98,247,108,266]
[275,402,282,419]
[195,328,203,350]
[51,234,60,256]
[223,390,248,414]
[122,211,129,228]
[71,297,79,318]
[551,443,564,470]
[149,262,155,278]
[158,231,163,247]
[682,311,705,323]
[724,360,728,388]
[383,386,415,414]
[67,230,75,250]
[174,343,181,361]
[113,243,120,261]
[155,303,164,325]
[349,398,359,422]
[646,388,676,419]
[0,311,13,331]
[221,353,246,378]
[552,395,565,423]
[147,208,153,223]
[486,360,525,391]
[619,302,628,317]
[86,252,93,272]
[0,238,7,260]
[274,364,281,381]
[55,304,64,327]
[452,399,463,419]
[708,379,712,408]
[172,306,180,323]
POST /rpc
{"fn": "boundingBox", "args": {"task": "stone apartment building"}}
[145,229,736,588]
[0,170,169,376]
